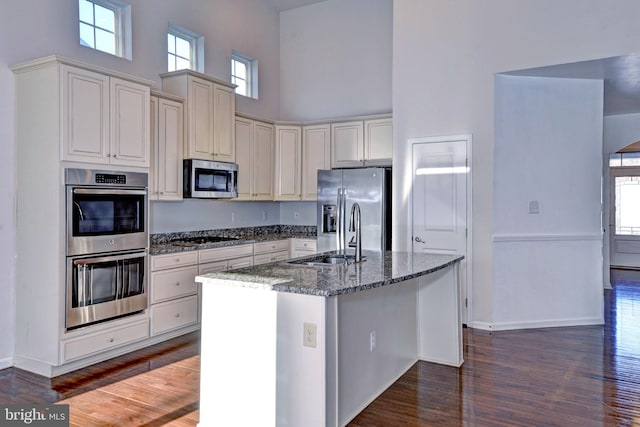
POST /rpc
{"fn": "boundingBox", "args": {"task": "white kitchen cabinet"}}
[274,125,302,200]
[302,124,331,200]
[199,244,254,271]
[150,252,200,338]
[62,64,151,167]
[12,56,156,377]
[161,70,236,163]
[364,117,393,166]
[254,240,290,265]
[235,116,274,201]
[331,117,392,168]
[150,92,184,201]
[290,238,317,258]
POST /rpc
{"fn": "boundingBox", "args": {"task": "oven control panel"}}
[95,173,126,185]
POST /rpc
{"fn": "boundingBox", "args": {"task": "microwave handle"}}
[74,251,147,266]
[72,188,147,196]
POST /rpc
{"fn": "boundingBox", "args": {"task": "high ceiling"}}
[265,0,326,12]
[502,52,640,117]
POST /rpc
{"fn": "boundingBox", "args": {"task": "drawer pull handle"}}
[175,258,180,262]
[108,338,114,343]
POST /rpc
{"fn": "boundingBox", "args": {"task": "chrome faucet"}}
[348,202,362,262]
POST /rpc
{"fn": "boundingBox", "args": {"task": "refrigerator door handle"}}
[337,188,343,253]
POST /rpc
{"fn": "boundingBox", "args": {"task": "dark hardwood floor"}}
[1,269,640,426]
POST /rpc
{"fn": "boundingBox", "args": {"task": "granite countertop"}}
[149,226,316,256]
[195,251,463,297]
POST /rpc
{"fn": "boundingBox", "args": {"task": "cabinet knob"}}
[113,154,117,158]
[175,313,180,318]
[176,282,180,286]
[108,338,114,343]
[175,258,180,262]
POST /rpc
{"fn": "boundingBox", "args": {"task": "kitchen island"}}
[195,251,463,427]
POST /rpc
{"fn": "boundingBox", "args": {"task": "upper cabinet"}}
[62,64,151,167]
[274,125,302,201]
[161,70,236,163]
[235,115,274,201]
[330,116,392,168]
[150,92,184,201]
[301,124,330,200]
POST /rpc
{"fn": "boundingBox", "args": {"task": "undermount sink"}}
[287,254,364,267]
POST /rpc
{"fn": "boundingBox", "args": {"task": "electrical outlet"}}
[231,212,236,223]
[303,322,317,348]
[262,210,267,221]
[370,330,376,352]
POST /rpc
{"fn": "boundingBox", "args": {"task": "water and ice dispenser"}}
[322,204,337,233]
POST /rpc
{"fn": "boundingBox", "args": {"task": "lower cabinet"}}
[199,244,254,272]
[290,239,317,258]
[151,295,199,336]
[150,252,200,338]
[254,240,289,265]
[61,318,150,363]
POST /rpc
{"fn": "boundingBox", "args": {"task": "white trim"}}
[469,321,493,331]
[490,316,603,332]
[493,233,602,242]
[408,134,473,326]
[0,357,12,371]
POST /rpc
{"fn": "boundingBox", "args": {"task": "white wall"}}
[0,0,280,366]
[279,0,393,121]
[492,75,603,330]
[393,0,640,328]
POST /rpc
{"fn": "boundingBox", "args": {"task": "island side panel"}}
[417,263,464,367]
[199,283,278,427]
[337,280,419,426]
[276,292,328,427]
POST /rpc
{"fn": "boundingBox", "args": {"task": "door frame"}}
[609,166,640,270]
[408,134,473,325]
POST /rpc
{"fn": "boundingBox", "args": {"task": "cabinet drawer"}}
[228,255,254,270]
[254,240,289,254]
[62,318,149,362]
[254,250,289,265]
[198,260,228,275]
[199,244,253,263]
[151,295,199,336]
[151,251,198,271]
[292,239,317,251]
[151,265,198,303]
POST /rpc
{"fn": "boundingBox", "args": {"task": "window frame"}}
[167,23,204,73]
[78,0,131,60]
[231,50,258,99]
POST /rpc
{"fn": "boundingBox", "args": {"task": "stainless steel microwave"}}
[183,159,238,199]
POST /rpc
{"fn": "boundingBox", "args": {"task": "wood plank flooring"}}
[1,269,639,426]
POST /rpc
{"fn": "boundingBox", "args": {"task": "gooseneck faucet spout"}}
[348,202,362,262]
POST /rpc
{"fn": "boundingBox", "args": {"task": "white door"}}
[412,136,471,324]
[610,167,640,268]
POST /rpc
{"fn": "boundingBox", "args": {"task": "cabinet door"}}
[110,77,151,167]
[187,76,215,159]
[331,121,364,168]
[274,126,301,200]
[213,83,235,162]
[235,117,254,200]
[157,98,184,200]
[61,65,110,163]
[364,118,392,166]
[253,122,274,200]
[302,124,330,200]
[150,96,159,200]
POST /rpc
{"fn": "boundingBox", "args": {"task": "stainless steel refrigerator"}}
[317,168,392,254]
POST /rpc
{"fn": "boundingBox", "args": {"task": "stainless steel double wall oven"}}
[65,168,149,329]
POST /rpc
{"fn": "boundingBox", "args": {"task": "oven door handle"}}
[74,251,147,266]
[72,188,147,196]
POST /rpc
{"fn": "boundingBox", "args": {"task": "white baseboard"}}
[469,321,493,331]
[490,316,603,332]
[0,357,12,371]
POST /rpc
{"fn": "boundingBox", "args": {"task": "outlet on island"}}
[370,330,376,352]
[303,322,317,348]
